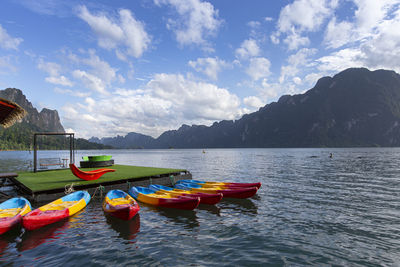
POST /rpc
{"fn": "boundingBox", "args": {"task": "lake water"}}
[0,148,399,266]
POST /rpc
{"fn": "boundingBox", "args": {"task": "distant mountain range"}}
[0,88,110,150]
[90,68,400,148]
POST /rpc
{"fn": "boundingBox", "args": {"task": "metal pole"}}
[72,133,75,164]
[33,134,37,173]
[70,134,73,164]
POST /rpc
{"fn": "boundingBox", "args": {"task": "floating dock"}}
[9,164,192,202]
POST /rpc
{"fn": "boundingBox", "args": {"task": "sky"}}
[1,0,400,139]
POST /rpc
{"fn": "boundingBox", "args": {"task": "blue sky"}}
[1,0,400,138]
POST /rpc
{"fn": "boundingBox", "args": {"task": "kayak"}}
[176,179,261,189]
[0,197,31,234]
[23,191,90,231]
[175,183,258,199]
[103,190,140,220]
[149,184,222,205]
[128,186,200,210]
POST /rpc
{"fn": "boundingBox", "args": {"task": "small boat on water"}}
[0,197,31,234]
[23,191,91,231]
[128,186,200,210]
[103,190,140,220]
[175,183,258,199]
[149,184,223,205]
[176,179,262,189]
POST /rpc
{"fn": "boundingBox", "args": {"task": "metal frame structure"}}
[33,132,75,173]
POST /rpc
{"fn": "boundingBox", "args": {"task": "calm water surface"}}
[0,148,399,266]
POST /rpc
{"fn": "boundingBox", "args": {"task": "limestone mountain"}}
[0,88,64,132]
[92,68,400,148]
[0,88,109,150]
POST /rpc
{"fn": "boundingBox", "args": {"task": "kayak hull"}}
[149,184,223,205]
[103,190,140,220]
[23,191,90,231]
[177,179,261,189]
[23,209,69,231]
[175,183,258,199]
[0,197,31,234]
[128,186,200,210]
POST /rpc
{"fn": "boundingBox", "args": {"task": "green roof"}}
[15,164,186,193]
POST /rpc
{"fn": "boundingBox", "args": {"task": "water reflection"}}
[218,198,258,215]
[0,225,22,255]
[17,220,68,252]
[141,203,200,229]
[1,148,400,266]
[105,213,140,241]
[197,204,221,216]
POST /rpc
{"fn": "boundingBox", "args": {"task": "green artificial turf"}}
[15,164,186,193]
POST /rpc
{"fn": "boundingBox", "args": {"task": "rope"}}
[169,175,175,186]
[99,185,105,198]
[91,185,105,199]
[91,186,99,198]
[64,183,75,194]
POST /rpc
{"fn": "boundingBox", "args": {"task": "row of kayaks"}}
[0,179,261,234]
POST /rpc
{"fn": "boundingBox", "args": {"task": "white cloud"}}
[316,48,365,72]
[45,76,73,86]
[119,9,151,58]
[277,0,337,33]
[293,77,302,84]
[82,50,117,85]
[274,0,337,50]
[279,48,317,83]
[324,18,353,49]
[37,59,73,86]
[62,73,245,138]
[235,39,260,60]
[54,87,91,98]
[246,57,271,81]
[0,24,23,50]
[77,6,150,58]
[188,57,229,80]
[72,69,107,95]
[148,73,242,121]
[66,50,121,94]
[247,21,261,28]
[318,1,400,73]
[354,0,397,36]
[0,56,17,74]
[154,0,222,49]
[270,32,280,44]
[243,96,264,109]
[283,30,310,50]
[258,79,281,101]
[304,72,324,86]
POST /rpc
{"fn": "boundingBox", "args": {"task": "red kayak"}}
[149,184,223,205]
[103,190,140,220]
[177,179,262,189]
[128,186,200,210]
[175,183,258,199]
[23,191,91,231]
[0,197,32,234]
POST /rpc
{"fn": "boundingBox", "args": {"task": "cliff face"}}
[89,132,156,148]
[0,88,64,132]
[92,68,400,148]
